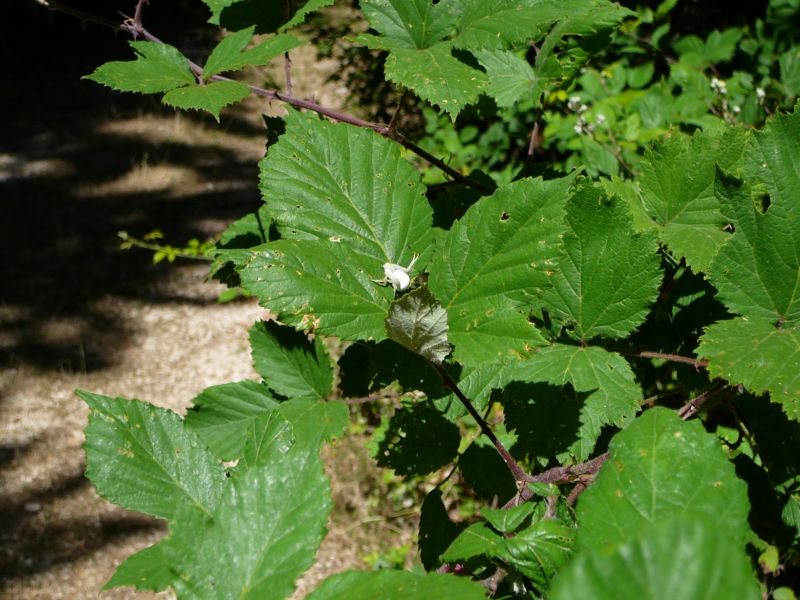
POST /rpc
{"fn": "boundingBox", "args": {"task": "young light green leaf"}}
[427,176,573,367]
[551,519,760,600]
[162,80,250,122]
[474,49,540,108]
[84,41,195,93]
[260,110,435,266]
[508,344,641,460]
[542,184,662,341]
[577,407,750,552]
[79,390,225,520]
[385,286,450,364]
[495,519,576,590]
[699,319,800,420]
[307,570,488,600]
[203,27,304,79]
[166,448,331,600]
[249,320,333,400]
[638,126,746,271]
[184,380,280,461]
[237,240,393,341]
[103,541,172,592]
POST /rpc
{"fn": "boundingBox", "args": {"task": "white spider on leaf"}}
[374,254,419,291]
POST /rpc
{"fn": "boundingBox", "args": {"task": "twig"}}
[629,351,708,369]
[35,0,121,30]
[678,382,726,419]
[525,109,543,169]
[434,364,532,484]
[132,0,148,29]
[388,90,408,133]
[109,17,491,193]
[343,391,394,405]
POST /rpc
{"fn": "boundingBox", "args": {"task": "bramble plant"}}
[47,0,800,596]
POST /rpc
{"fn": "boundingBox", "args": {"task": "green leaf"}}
[184,380,279,461]
[84,41,195,93]
[495,519,576,590]
[441,522,504,561]
[260,110,435,266]
[372,400,460,476]
[361,0,460,49]
[237,410,295,470]
[277,397,348,447]
[638,127,746,271]
[280,0,337,31]
[166,447,331,599]
[474,49,540,108]
[577,407,750,551]
[203,28,304,79]
[427,176,573,367]
[779,47,800,96]
[162,80,250,121]
[237,240,393,341]
[480,502,536,534]
[103,541,172,592]
[459,442,517,502]
[79,391,225,520]
[307,570,488,600]
[381,44,488,119]
[419,489,465,570]
[699,319,800,419]
[385,286,451,364]
[454,0,633,50]
[551,519,760,600]
[249,320,333,400]
[542,184,662,341]
[509,344,642,460]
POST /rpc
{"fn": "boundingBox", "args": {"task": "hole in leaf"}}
[500,211,510,221]
[754,193,771,214]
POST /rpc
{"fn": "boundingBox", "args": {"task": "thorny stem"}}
[39,0,492,193]
[434,363,532,484]
[678,382,727,419]
[503,453,610,508]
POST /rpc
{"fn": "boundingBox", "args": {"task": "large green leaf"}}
[576,407,750,551]
[203,27,303,79]
[427,176,573,366]
[84,41,194,93]
[638,127,746,272]
[307,570,487,600]
[162,81,250,121]
[249,320,333,400]
[541,184,662,341]
[237,239,393,341]
[699,319,800,419]
[184,380,280,461]
[276,397,349,447]
[236,411,295,470]
[260,110,435,266]
[79,391,225,520]
[508,344,641,461]
[419,489,465,570]
[385,286,451,364]
[203,0,334,33]
[280,0,337,31]
[551,519,760,600]
[441,522,503,562]
[358,0,486,118]
[166,448,331,599]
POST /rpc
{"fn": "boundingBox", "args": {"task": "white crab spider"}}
[375,254,419,291]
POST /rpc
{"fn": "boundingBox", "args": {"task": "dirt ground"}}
[1,4,413,598]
